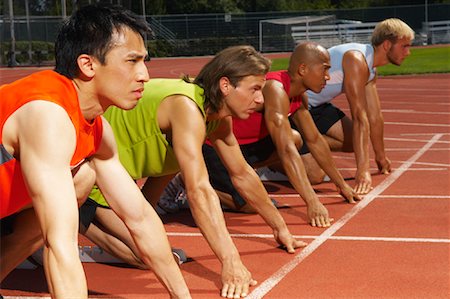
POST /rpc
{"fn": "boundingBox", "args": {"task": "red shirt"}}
[0,70,103,218]
[232,71,302,144]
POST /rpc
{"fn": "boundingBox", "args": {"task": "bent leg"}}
[141,174,176,207]
[0,209,43,281]
[82,207,147,269]
[1,160,96,282]
[301,153,326,185]
[73,159,96,206]
[324,115,353,152]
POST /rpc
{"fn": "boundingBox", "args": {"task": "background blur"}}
[1,0,449,66]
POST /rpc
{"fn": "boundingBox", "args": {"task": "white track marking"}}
[385,137,450,143]
[265,194,450,199]
[335,167,447,171]
[384,121,450,127]
[166,232,450,244]
[387,148,448,151]
[382,109,450,115]
[332,154,450,167]
[245,134,443,299]
[401,133,450,136]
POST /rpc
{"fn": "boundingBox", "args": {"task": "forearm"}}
[129,206,190,298]
[188,185,241,263]
[279,149,320,207]
[352,118,371,174]
[45,239,87,298]
[369,117,387,162]
[232,167,289,231]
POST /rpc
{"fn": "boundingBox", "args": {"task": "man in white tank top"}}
[301,18,414,194]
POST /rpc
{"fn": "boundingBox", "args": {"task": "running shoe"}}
[157,173,189,214]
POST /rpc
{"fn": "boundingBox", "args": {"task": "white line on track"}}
[374,101,450,105]
[332,155,450,167]
[166,232,450,244]
[382,109,450,115]
[384,121,450,127]
[385,137,450,143]
[336,167,447,171]
[401,133,450,136]
[245,134,443,299]
[387,148,448,151]
[265,194,450,199]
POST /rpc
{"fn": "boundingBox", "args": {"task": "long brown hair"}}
[184,45,271,113]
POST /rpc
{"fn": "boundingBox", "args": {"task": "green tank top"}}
[90,78,220,206]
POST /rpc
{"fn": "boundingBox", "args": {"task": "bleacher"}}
[291,22,379,48]
[422,20,450,44]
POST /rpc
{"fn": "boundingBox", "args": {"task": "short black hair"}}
[55,3,152,78]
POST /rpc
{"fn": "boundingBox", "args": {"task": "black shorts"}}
[298,103,345,154]
[203,135,276,208]
[79,198,107,229]
[0,213,17,236]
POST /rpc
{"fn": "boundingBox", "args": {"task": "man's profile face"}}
[93,27,150,110]
[387,37,412,66]
[223,74,266,119]
[304,51,331,94]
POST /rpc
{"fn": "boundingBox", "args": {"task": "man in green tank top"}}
[80,45,307,299]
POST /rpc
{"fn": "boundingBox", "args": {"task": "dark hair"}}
[55,3,152,78]
[184,45,271,113]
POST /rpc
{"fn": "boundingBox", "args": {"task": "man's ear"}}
[298,63,307,76]
[77,54,95,80]
[219,77,231,96]
[382,39,392,52]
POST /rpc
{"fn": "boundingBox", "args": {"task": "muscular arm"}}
[93,119,190,299]
[15,101,86,298]
[164,96,254,298]
[263,81,331,227]
[365,78,391,174]
[342,51,372,194]
[208,117,306,249]
[292,95,359,204]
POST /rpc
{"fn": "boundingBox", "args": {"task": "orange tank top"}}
[0,70,103,218]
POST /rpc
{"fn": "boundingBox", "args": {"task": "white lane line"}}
[402,133,450,136]
[332,155,450,167]
[387,148,448,151]
[167,232,450,244]
[385,121,450,127]
[266,194,450,199]
[246,134,443,299]
[336,167,448,171]
[385,137,450,143]
[382,109,450,115]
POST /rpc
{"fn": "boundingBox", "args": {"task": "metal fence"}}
[1,3,449,66]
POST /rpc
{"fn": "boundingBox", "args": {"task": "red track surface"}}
[1,58,449,298]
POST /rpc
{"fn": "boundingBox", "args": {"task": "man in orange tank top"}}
[0,4,190,299]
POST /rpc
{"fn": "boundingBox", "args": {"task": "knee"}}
[308,170,326,185]
[291,129,304,150]
[73,161,96,206]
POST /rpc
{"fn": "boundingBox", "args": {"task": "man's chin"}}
[238,112,252,120]
[122,101,139,110]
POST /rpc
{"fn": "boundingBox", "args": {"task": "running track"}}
[1,56,449,298]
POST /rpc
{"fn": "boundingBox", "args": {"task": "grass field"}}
[270,45,450,76]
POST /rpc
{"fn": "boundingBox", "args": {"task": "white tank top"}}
[306,43,376,108]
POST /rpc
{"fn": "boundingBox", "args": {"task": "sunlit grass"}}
[270,45,450,76]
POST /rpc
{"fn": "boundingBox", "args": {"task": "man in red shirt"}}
[202,42,360,227]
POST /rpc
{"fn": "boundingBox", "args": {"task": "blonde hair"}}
[371,18,415,46]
